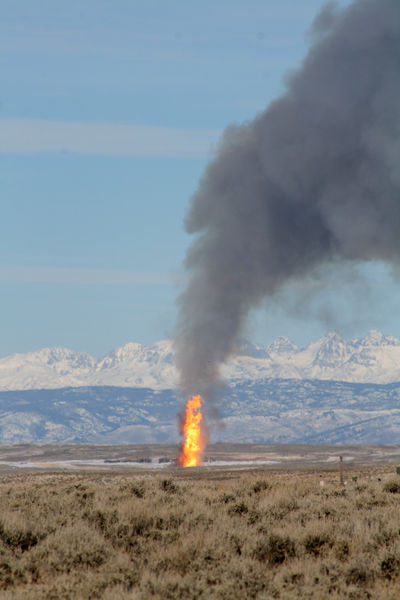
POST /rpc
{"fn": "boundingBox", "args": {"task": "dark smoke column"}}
[175,0,400,399]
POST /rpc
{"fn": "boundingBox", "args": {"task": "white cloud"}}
[0,118,221,158]
[0,267,175,285]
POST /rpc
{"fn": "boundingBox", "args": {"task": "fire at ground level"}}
[178,394,207,467]
[0,443,400,472]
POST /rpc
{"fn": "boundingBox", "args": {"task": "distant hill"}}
[1,379,400,445]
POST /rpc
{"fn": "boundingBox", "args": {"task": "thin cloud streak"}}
[0,267,176,286]
[0,118,221,158]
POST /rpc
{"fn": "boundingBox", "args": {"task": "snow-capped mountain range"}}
[0,330,399,392]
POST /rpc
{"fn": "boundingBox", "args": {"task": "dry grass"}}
[0,465,400,599]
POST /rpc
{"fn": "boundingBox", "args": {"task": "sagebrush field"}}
[1,464,400,599]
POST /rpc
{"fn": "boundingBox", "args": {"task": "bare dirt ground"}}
[0,443,399,473]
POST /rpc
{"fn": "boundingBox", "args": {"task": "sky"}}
[2,0,399,358]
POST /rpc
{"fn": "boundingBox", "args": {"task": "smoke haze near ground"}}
[175,0,400,399]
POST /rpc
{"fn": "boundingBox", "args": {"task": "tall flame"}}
[178,394,206,467]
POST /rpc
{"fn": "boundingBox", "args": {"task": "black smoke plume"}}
[175,0,400,399]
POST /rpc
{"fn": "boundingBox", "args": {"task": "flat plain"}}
[1,442,400,470]
[1,444,400,599]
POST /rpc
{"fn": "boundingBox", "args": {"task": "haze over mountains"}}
[0,330,399,392]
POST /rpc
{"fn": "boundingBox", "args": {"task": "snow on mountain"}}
[93,341,175,389]
[0,347,96,391]
[1,380,400,445]
[267,336,299,356]
[311,331,352,369]
[1,330,400,392]
[222,330,400,384]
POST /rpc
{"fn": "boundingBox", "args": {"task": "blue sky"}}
[2,0,399,358]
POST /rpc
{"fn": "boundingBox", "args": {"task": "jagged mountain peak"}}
[102,342,147,362]
[318,330,346,345]
[268,336,299,355]
[39,346,94,364]
[29,346,83,360]
[312,331,350,368]
[363,329,384,344]
[359,330,400,347]
[0,346,95,368]
[96,340,174,374]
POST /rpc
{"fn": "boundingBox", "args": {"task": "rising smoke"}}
[175,0,400,399]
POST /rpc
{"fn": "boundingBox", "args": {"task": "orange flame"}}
[178,394,206,467]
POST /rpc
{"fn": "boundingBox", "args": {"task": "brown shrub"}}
[159,478,177,494]
[0,464,399,599]
[380,553,400,579]
[383,479,400,494]
[228,501,249,516]
[27,523,109,574]
[346,564,374,586]
[252,479,271,494]
[334,538,350,560]
[253,533,296,564]
[304,532,334,557]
